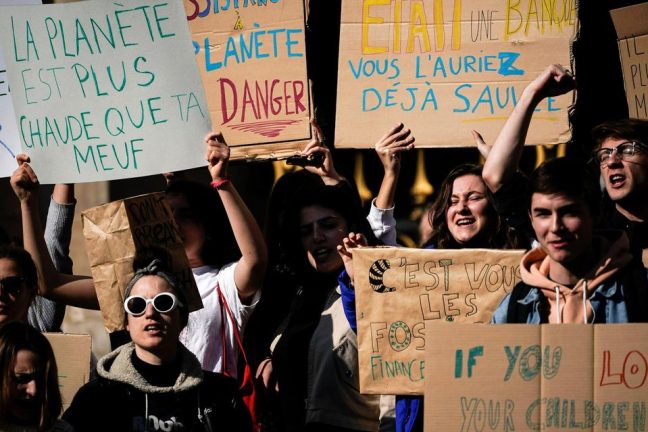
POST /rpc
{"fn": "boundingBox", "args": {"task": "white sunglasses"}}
[123,292,183,316]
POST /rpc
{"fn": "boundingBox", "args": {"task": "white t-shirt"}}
[179,262,260,376]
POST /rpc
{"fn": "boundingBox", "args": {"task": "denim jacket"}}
[492,269,640,324]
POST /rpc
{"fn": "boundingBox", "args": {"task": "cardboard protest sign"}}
[82,192,202,333]
[185,0,311,160]
[336,0,577,148]
[353,247,524,394]
[44,332,92,410]
[425,324,648,432]
[0,0,40,178]
[0,0,211,184]
[611,3,648,119]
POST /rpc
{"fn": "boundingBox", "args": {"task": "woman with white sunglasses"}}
[63,257,251,432]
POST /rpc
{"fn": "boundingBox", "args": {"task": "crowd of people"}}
[1,64,647,432]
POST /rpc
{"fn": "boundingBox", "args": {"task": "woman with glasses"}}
[0,321,73,432]
[63,256,251,432]
[0,245,39,326]
[10,131,268,377]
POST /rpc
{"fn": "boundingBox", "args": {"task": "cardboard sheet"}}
[336,0,577,148]
[185,0,311,159]
[353,247,524,394]
[44,332,92,410]
[611,3,648,119]
[425,323,648,431]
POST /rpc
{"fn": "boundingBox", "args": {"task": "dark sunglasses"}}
[0,276,25,297]
[123,292,183,316]
[13,372,38,385]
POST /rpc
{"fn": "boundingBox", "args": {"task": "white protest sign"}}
[0,0,211,184]
[0,0,40,178]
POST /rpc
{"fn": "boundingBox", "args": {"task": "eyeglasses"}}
[0,276,25,297]
[593,141,646,165]
[123,292,183,316]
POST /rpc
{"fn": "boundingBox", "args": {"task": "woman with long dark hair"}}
[257,178,386,432]
[0,321,72,431]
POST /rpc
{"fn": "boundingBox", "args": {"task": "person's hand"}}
[375,123,415,175]
[471,130,491,159]
[256,357,278,392]
[337,232,368,283]
[10,154,39,203]
[301,119,341,184]
[205,131,230,181]
[525,64,575,103]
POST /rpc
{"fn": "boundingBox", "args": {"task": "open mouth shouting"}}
[608,173,626,188]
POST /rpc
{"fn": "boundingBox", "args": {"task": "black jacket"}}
[63,342,251,432]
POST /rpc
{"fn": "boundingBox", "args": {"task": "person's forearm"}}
[52,183,75,204]
[45,196,75,274]
[22,196,98,309]
[21,197,60,295]
[376,171,398,210]
[482,86,541,192]
[218,182,267,301]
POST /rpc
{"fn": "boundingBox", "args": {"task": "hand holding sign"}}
[10,154,39,203]
[301,120,342,186]
[205,132,230,182]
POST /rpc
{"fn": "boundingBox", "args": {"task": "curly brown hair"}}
[423,164,524,249]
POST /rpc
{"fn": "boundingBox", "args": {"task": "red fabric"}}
[217,284,260,432]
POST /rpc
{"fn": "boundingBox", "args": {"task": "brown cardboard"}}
[336,0,577,149]
[425,324,648,431]
[185,0,312,157]
[425,323,540,431]
[82,192,202,332]
[353,247,524,394]
[594,325,648,432]
[611,3,648,119]
[44,333,92,410]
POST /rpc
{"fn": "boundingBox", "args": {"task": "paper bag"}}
[82,192,202,332]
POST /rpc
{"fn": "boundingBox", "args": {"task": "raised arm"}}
[205,133,268,304]
[369,123,415,245]
[45,184,76,274]
[374,123,415,209]
[11,156,98,309]
[28,183,77,331]
[482,64,575,192]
